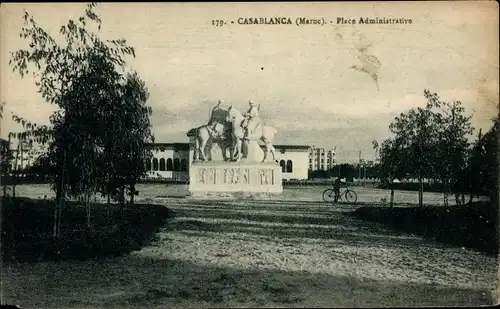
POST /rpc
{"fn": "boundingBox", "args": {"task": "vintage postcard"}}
[1,1,498,308]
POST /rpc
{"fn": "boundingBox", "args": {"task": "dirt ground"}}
[2,197,498,308]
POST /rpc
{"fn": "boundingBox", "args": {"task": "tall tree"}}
[424,91,474,206]
[388,97,439,207]
[9,3,153,237]
[472,119,499,206]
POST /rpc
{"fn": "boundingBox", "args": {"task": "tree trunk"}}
[19,135,24,177]
[86,193,91,228]
[442,177,448,206]
[443,184,449,207]
[129,184,135,205]
[119,186,125,207]
[390,187,395,208]
[53,150,66,239]
[59,198,63,234]
[12,140,21,199]
[454,193,461,205]
[418,172,423,207]
[52,199,59,238]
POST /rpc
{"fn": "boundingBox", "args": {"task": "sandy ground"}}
[2,193,498,308]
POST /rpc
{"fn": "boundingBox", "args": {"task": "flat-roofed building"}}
[143,142,310,181]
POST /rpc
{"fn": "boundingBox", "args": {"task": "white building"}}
[145,143,190,182]
[274,145,310,180]
[144,142,310,181]
[4,138,311,181]
[308,146,336,171]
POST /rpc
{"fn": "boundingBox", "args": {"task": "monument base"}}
[188,161,283,198]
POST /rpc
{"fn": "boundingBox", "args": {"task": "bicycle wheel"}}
[322,189,336,203]
[344,190,357,203]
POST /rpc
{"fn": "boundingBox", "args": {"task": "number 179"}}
[212,20,224,27]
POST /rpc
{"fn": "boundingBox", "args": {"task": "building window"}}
[167,158,173,171]
[321,159,324,163]
[309,159,312,163]
[146,159,152,171]
[152,158,159,171]
[174,158,180,171]
[286,160,293,173]
[279,160,286,173]
[180,158,187,171]
[159,158,166,171]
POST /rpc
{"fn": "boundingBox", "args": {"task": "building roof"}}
[271,145,310,152]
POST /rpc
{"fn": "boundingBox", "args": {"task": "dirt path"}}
[2,198,498,308]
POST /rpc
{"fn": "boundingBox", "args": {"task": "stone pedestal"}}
[188,161,283,198]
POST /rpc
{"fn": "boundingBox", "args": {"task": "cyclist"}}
[333,177,347,202]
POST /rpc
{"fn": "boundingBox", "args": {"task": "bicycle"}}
[322,185,357,204]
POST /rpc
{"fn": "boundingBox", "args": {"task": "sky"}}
[1,2,498,163]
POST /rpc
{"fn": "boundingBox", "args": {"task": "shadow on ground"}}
[166,201,452,251]
[351,202,499,255]
[170,199,499,255]
[2,254,492,308]
[1,197,174,263]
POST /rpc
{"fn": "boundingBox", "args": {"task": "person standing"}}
[333,177,346,202]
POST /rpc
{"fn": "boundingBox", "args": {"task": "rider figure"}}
[333,177,346,202]
[241,100,261,140]
[208,100,223,137]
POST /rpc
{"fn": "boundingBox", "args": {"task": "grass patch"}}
[1,197,174,262]
[351,201,499,255]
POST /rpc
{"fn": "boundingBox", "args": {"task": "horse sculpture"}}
[226,106,277,162]
[193,122,233,162]
[192,104,234,161]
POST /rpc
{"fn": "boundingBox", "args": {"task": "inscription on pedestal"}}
[224,168,240,184]
[199,168,216,184]
[258,169,274,185]
[190,163,282,195]
[242,168,250,184]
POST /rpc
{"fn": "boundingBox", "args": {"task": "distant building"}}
[1,138,10,167]
[308,146,336,171]
[144,143,190,182]
[144,142,310,181]
[274,145,309,180]
[4,139,43,171]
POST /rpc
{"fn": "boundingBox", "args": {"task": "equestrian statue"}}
[190,100,277,163]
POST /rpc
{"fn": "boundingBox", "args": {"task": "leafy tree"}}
[472,119,499,206]
[378,137,411,207]
[100,72,153,206]
[388,94,439,206]
[386,89,474,207]
[424,90,474,206]
[9,3,153,236]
